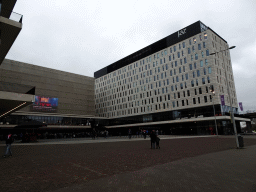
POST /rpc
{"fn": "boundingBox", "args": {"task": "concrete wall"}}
[0,59,95,116]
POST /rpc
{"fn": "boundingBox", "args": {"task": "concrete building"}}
[0,0,35,121]
[0,59,96,129]
[94,21,249,134]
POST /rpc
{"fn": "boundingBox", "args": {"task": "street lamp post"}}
[210,46,240,148]
[209,87,218,135]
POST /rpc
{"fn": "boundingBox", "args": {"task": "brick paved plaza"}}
[1,136,256,192]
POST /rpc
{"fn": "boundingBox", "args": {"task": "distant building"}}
[94,21,249,135]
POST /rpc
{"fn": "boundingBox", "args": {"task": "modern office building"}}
[94,21,250,134]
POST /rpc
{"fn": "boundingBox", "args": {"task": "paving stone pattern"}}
[1,137,256,192]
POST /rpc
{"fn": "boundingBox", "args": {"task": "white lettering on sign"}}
[178,28,186,38]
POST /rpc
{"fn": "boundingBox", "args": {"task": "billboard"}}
[30,96,58,112]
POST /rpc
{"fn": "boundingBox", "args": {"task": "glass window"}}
[202,77,205,84]
[201,51,204,58]
[178,52,180,58]
[189,64,192,70]
[193,71,195,78]
[188,48,191,54]
[175,61,178,67]
[200,60,203,67]
[179,67,182,73]
[195,89,197,95]
[191,55,193,61]
[157,53,159,59]
[203,42,206,48]
[189,39,192,45]
[196,79,198,86]
[180,59,183,65]
[174,46,176,52]
[198,44,201,50]
[191,80,194,87]
[185,73,188,80]
[183,42,185,48]
[184,57,187,64]
[208,67,212,74]
[204,96,207,103]
[193,98,196,104]
[204,33,207,39]
[192,46,195,52]
[197,70,200,77]
[176,76,179,82]
[180,83,183,89]
[194,62,197,69]
[187,90,190,96]
[169,55,172,61]
[206,50,209,56]
[207,76,210,83]
[193,38,197,44]
[179,44,181,50]
[199,88,202,94]
[183,66,185,72]
[205,59,208,65]
[200,35,202,41]
[204,68,206,75]
[170,70,173,76]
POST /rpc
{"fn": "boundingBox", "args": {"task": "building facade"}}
[0,59,96,127]
[94,21,243,134]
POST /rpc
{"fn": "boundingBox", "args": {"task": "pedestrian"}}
[128,129,132,139]
[3,133,14,158]
[156,130,159,136]
[143,130,147,139]
[156,135,160,149]
[150,130,157,149]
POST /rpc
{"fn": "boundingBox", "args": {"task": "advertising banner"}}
[30,96,58,112]
[220,95,225,106]
[239,102,243,111]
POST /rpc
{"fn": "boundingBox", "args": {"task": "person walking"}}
[156,135,160,149]
[3,133,14,158]
[150,130,157,149]
[128,129,132,139]
[143,130,147,139]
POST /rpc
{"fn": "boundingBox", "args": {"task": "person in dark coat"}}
[150,130,157,149]
[128,129,132,139]
[156,136,160,149]
[3,133,14,158]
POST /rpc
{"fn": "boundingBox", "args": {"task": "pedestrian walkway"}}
[1,135,255,192]
[0,135,216,146]
[50,144,256,192]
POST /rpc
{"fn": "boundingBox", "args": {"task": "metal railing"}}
[0,7,23,23]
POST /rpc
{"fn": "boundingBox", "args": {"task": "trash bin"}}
[238,134,244,148]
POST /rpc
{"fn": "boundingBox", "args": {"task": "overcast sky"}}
[6,0,256,112]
